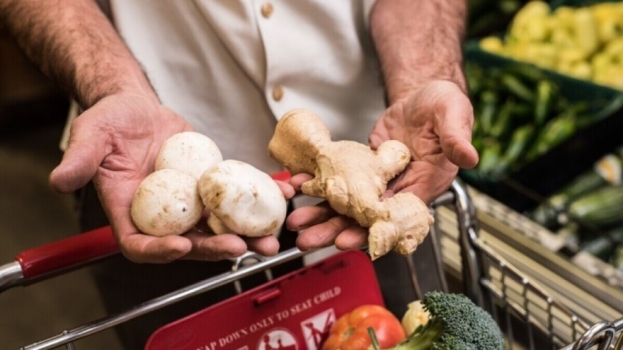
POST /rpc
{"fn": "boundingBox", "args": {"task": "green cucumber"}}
[501,73,536,102]
[534,80,555,126]
[531,170,609,228]
[504,124,535,162]
[527,115,576,159]
[504,64,545,85]
[580,227,623,261]
[568,185,623,228]
[495,124,535,174]
[489,99,532,140]
[478,90,498,135]
[531,154,622,228]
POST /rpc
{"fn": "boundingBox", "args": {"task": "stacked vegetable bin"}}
[463,0,623,288]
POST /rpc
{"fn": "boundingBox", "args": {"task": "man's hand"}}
[369,80,479,204]
[0,0,294,263]
[286,82,478,252]
[50,93,294,263]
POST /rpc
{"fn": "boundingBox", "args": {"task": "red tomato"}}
[322,305,405,350]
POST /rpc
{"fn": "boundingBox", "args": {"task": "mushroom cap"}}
[155,131,223,179]
[131,168,203,236]
[198,160,287,237]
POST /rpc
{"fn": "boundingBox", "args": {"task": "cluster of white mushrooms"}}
[130,132,287,238]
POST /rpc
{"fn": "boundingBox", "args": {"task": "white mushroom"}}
[198,160,287,237]
[131,168,203,236]
[155,131,223,179]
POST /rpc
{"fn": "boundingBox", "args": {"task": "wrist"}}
[73,57,158,108]
[385,63,467,104]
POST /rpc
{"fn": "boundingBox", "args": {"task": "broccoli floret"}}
[392,291,504,350]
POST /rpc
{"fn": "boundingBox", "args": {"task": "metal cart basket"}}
[1,180,621,350]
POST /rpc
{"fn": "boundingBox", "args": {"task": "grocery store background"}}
[2,0,623,349]
[0,29,123,348]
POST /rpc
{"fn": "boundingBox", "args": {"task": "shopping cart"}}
[1,180,621,350]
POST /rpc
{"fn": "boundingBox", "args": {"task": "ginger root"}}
[268,109,434,260]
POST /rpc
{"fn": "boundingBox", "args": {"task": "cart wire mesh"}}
[7,180,623,350]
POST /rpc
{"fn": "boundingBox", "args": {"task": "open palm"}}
[369,80,479,204]
[49,93,289,263]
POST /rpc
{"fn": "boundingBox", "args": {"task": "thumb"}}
[437,90,479,169]
[49,116,109,193]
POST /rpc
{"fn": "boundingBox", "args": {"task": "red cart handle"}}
[13,170,293,280]
[15,226,119,279]
[271,170,291,182]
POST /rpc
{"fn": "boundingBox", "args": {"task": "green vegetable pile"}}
[530,150,623,270]
[369,291,504,350]
[466,62,600,179]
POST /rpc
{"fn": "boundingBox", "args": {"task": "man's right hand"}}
[49,93,284,263]
[1,0,291,263]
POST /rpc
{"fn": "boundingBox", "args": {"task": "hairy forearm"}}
[0,0,155,108]
[370,0,468,103]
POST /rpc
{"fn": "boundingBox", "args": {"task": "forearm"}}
[370,0,468,103]
[0,0,155,108]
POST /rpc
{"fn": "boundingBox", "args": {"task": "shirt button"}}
[272,86,284,101]
[261,3,274,18]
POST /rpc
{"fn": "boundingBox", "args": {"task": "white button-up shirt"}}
[71,0,387,174]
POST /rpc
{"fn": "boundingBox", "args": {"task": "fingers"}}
[384,158,457,204]
[119,234,193,263]
[115,212,193,263]
[182,231,248,261]
[436,87,479,169]
[390,183,440,205]
[123,228,280,262]
[334,225,368,250]
[368,117,391,150]
[49,112,110,193]
[182,231,279,260]
[290,173,313,192]
[275,180,295,200]
[296,215,354,251]
[244,235,280,256]
[286,202,336,231]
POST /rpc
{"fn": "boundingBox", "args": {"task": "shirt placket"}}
[254,0,287,120]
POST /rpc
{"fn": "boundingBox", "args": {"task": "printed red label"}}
[145,251,384,350]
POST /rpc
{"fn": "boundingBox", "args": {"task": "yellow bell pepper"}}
[573,8,599,56]
[508,1,551,43]
[592,3,622,44]
[594,65,623,90]
[479,36,504,54]
[550,6,579,51]
[529,44,558,69]
[557,48,588,66]
[481,0,623,90]
[604,37,623,58]
[591,52,612,78]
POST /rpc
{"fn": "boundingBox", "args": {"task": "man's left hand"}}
[369,80,478,204]
[287,80,478,251]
